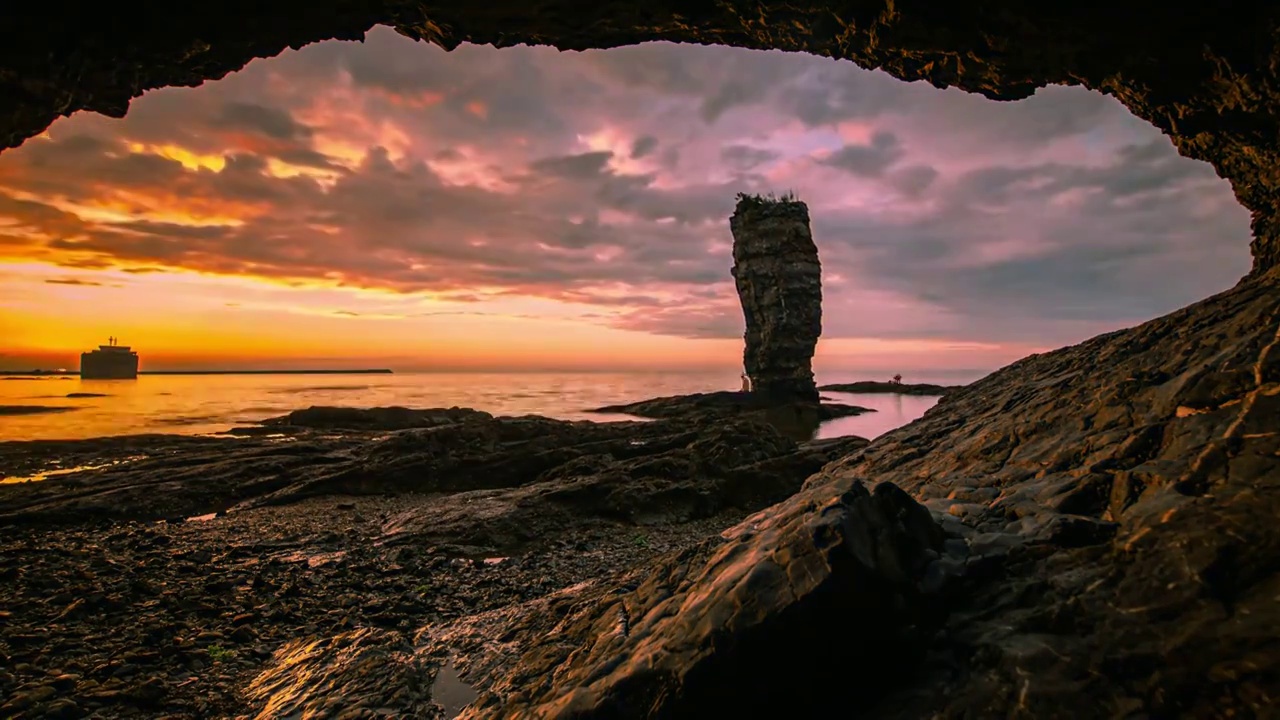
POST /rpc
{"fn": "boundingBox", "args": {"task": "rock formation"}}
[448,275,1280,718]
[818,380,963,396]
[731,193,823,404]
[0,407,867,528]
[589,391,872,442]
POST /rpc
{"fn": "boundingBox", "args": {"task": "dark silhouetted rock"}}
[819,381,963,396]
[0,409,865,531]
[731,194,822,404]
[0,405,76,416]
[261,405,492,431]
[590,390,872,440]
[593,390,871,421]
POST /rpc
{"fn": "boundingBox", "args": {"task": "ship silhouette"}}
[80,337,139,379]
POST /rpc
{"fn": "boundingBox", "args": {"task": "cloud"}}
[721,145,780,171]
[218,102,314,142]
[888,165,939,197]
[819,131,904,177]
[44,278,103,286]
[0,28,1253,352]
[630,135,658,159]
[529,151,614,179]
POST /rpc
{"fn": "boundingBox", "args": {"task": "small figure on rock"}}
[892,374,903,385]
[740,373,753,393]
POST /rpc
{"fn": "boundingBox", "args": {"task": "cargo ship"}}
[80,337,139,379]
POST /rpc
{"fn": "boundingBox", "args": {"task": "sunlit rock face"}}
[731,195,822,404]
[444,267,1280,720]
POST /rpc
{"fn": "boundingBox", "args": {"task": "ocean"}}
[0,369,986,442]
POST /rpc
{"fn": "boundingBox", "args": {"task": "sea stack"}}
[730,193,822,404]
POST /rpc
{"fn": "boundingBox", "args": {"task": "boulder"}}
[452,479,951,718]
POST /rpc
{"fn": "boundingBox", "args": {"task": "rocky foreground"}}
[0,407,866,718]
[3,275,1279,718]
[447,273,1280,718]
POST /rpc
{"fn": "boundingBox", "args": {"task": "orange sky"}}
[0,260,1035,372]
[0,31,1251,373]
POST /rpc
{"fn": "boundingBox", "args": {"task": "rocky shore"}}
[589,389,872,441]
[0,406,868,718]
[818,380,963,396]
[4,259,1279,720]
[4,203,1276,718]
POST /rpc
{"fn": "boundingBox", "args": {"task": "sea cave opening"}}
[0,28,1254,441]
[1,7,1278,718]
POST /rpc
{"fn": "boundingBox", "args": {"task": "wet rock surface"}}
[590,390,871,441]
[815,274,1280,717]
[409,275,1279,718]
[0,495,744,719]
[258,405,492,432]
[452,478,952,719]
[819,381,963,396]
[0,434,229,482]
[5,276,1279,718]
[0,408,871,717]
[0,408,863,528]
[731,194,823,403]
[1,276,1277,718]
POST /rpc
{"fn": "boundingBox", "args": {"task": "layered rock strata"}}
[731,194,823,404]
[442,272,1280,718]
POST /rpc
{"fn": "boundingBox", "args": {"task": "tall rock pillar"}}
[730,194,822,404]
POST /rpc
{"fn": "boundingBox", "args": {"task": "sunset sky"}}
[0,27,1253,373]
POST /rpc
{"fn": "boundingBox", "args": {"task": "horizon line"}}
[2,366,995,377]
[2,369,395,376]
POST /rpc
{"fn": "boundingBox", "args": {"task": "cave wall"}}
[3,2,1280,273]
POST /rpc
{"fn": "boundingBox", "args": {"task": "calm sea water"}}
[0,370,985,442]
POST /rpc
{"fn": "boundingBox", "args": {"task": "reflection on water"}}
[433,656,479,718]
[814,392,943,440]
[757,404,822,442]
[0,371,976,442]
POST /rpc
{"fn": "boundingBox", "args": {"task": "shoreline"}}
[0,379,947,449]
[0,401,871,716]
[817,380,962,395]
